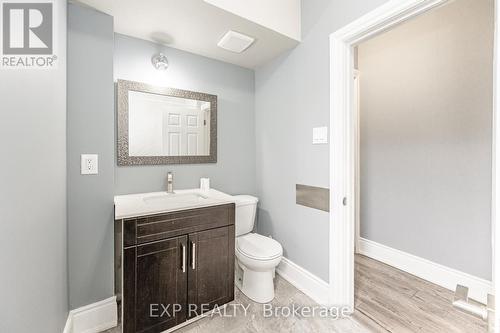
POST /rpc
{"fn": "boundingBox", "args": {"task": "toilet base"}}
[235,261,276,303]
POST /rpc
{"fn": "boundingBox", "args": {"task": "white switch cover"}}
[313,127,328,144]
[81,154,98,175]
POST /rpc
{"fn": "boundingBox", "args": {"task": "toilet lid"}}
[237,233,282,260]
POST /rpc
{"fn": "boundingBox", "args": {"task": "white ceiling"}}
[204,0,301,41]
[75,0,300,69]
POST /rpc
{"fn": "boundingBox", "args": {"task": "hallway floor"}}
[106,255,486,332]
[354,254,486,332]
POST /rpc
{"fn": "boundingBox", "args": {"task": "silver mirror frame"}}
[117,79,217,166]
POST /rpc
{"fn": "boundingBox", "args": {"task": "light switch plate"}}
[81,154,98,175]
[313,127,328,144]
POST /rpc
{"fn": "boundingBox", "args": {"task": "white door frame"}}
[353,69,360,254]
[492,0,500,329]
[328,1,499,328]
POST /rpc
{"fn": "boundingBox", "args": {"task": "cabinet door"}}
[187,226,235,318]
[123,235,188,333]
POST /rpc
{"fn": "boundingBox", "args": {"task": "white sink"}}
[143,192,209,206]
[114,189,235,219]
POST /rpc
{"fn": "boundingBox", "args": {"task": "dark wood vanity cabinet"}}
[187,226,235,319]
[124,236,188,333]
[118,203,235,333]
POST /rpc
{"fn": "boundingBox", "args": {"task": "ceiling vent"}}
[217,30,255,53]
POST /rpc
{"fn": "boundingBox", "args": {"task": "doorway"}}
[329,0,499,330]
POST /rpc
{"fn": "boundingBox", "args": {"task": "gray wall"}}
[68,4,115,309]
[114,34,256,196]
[358,0,493,279]
[255,0,388,282]
[0,2,68,332]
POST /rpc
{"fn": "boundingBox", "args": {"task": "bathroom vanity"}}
[115,189,236,333]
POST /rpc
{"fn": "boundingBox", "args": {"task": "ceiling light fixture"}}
[152,53,169,70]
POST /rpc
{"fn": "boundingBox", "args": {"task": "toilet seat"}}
[236,233,282,260]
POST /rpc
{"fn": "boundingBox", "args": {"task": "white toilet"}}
[233,195,283,303]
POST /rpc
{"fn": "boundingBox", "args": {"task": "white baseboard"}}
[63,314,73,333]
[276,257,330,305]
[63,296,118,333]
[358,237,493,304]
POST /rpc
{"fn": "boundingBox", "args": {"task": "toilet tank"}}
[233,195,259,237]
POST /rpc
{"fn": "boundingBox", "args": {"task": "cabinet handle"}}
[191,242,196,270]
[181,243,186,273]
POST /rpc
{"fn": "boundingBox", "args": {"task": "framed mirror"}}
[117,79,217,165]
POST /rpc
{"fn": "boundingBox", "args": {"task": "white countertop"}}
[114,188,235,220]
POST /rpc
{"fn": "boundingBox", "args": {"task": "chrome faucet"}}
[166,172,174,193]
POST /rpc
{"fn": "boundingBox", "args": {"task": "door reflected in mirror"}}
[128,91,211,157]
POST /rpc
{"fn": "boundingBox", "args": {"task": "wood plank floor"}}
[106,254,487,332]
[354,254,488,332]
